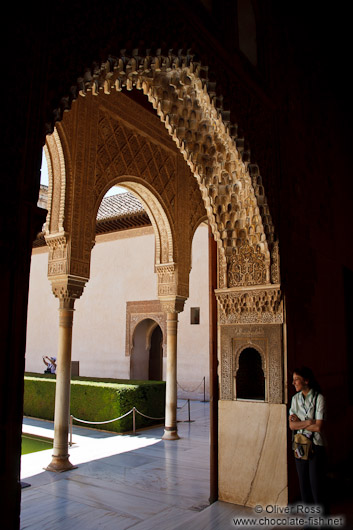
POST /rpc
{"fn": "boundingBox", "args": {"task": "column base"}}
[162,429,180,440]
[45,455,77,473]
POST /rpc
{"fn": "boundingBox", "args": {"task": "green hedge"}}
[24,373,165,433]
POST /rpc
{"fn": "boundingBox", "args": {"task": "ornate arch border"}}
[94,175,175,266]
[44,129,67,235]
[125,300,167,358]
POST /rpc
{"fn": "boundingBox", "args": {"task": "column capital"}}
[159,296,186,314]
[155,262,189,300]
[50,275,86,305]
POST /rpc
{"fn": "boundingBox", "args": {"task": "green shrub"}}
[24,375,56,421]
[24,373,165,433]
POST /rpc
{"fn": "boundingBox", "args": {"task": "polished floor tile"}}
[20,401,251,529]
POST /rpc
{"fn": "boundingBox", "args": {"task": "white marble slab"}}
[20,488,140,530]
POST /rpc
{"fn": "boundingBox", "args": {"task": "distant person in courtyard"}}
[288,366,327,512]
[43,355,56,374]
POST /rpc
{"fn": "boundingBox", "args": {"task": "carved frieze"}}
[45,233,69,277]
[270,240,281,284]
[156,263,177,297]
[218,252,227,289]
[70,259,90,278]
[45,232,90,280]
[216,285,283,324]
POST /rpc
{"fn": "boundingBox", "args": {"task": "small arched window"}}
[236,347,265,400]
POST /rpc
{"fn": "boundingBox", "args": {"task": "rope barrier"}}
[69,406,166,444]
[177,376,205,393]
[71,408,134,425]
[133,407,165,421]
[69,397,200,445]
[177,376,208,402]
[177,399,189,411]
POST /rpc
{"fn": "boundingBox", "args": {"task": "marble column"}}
[162,312,180,440]
[46,297,76,472]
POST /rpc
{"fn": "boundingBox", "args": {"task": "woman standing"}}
[288,366,327,510]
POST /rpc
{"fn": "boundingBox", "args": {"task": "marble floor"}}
[20,401,252,530]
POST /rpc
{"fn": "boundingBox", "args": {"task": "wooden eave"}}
[33,211,152,248]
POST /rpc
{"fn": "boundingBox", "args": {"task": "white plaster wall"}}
[74,228,157,378]
[26,249,59,371]
[178,223,209,400]
[25,224,209,398]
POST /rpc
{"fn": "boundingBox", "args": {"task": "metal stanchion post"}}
[188,399,191,422]
[69,414,73,447]
[201,376,208,402]
[133,407,136,435]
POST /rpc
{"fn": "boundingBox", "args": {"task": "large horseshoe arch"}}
[46,50,287,507]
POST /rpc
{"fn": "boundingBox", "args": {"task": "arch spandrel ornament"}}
[228,240,270,288]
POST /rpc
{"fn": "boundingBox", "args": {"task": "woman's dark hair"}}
[292,366,322,393]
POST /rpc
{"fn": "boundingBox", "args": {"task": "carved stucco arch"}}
[94,176,175,266]
[44,130,67,235]
[233,342,267,376]
[46,51,278,290]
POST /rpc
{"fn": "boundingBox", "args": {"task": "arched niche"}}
[234,346,265,401]
[130,318,163,381]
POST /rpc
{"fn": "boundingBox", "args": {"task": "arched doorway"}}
[131,318,163,381]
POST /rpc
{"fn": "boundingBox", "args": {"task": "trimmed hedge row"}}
[24,373,166,433]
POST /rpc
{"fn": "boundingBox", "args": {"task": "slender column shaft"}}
[162,312,179,440]
[46,300,76,472]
